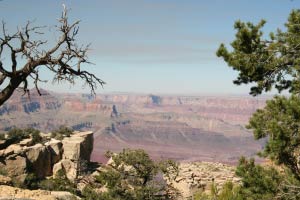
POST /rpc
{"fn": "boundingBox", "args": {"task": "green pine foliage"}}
[0,133,5,140]
[4,127,42,146]
[191,158,281,200]
[38,169,77,194]
[217,182,242,200]
[93,149,179,200]
[192,182,242,200]
[217,9,300,96]
[247,95,300,180]
[7,128,29,143]
[235,157,282,200]
[217,8,300,200]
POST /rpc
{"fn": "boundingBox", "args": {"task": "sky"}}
[0,0,299,95]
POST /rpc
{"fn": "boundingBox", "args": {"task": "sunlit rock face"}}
[0,131,94,183]
[62,131,93,161]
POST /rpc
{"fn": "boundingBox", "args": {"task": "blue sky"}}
[0,0,299,95]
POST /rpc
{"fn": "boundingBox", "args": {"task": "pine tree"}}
[217,9,300,199]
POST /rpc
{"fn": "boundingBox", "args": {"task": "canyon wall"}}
[0,90,268,163]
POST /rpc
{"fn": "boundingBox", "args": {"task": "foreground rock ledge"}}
[0,185,80,200]
[0,131,94,184]
[167,162,241,198]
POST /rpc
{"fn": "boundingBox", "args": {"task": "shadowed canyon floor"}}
[0,90,268,164]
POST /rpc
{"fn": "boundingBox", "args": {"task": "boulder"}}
[45,138,63,165]
[0,155,27,185]
[62,131,93,161]
[53,161,62,175]
[19,138,33,146]
[2,155,27,177]
[40,132,52,138]
[0,144,22,157]
[25,143,52,178]
[53,159,77,181]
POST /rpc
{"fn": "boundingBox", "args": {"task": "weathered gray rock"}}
[45,138,63,165]
[0,131,94,183]
[62,131,93,161]
[25,143,52,178]
[53,159,77,181]
[0,155,27,184]
[0,144,22,157]
[166,162,240,198]
[19,138,33,146]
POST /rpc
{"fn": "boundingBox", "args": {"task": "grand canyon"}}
[0,89,268,164]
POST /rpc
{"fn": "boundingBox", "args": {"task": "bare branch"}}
[0,5,105,106]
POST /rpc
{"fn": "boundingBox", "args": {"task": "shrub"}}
[235,157,282,200]
[0,133,5,140]
[191,182,243,200]
[0,168,7,176]
[29,130,42,144]
[95,149,179,200]
[51,126,73,140]
[24,173,39,189]
[82,186,104,200]
[38,169,77,194]
[7,128,29,144]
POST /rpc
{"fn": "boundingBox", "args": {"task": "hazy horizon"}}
[0,0,299,95]
[14,87,276,98]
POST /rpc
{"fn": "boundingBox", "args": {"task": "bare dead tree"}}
[0,5,105,106]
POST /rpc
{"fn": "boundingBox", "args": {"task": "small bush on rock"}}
[51,126,73,140]
[38,169,77,194]
[0,133,5,140]
[7,128,29,143]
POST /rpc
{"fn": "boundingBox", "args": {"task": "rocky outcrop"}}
[53,159,77,181]
[0,185,80,200]
[3,155,27,181]
[19,138,33,146]
[0,144,23,157]
[45,139,63,165]
[167,162,240,199]
[0,131,93,184]
[62,131,93,161]
[25,143,52,178]
[52,131,93,181]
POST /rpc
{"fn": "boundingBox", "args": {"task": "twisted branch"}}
[0,5,105,106]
